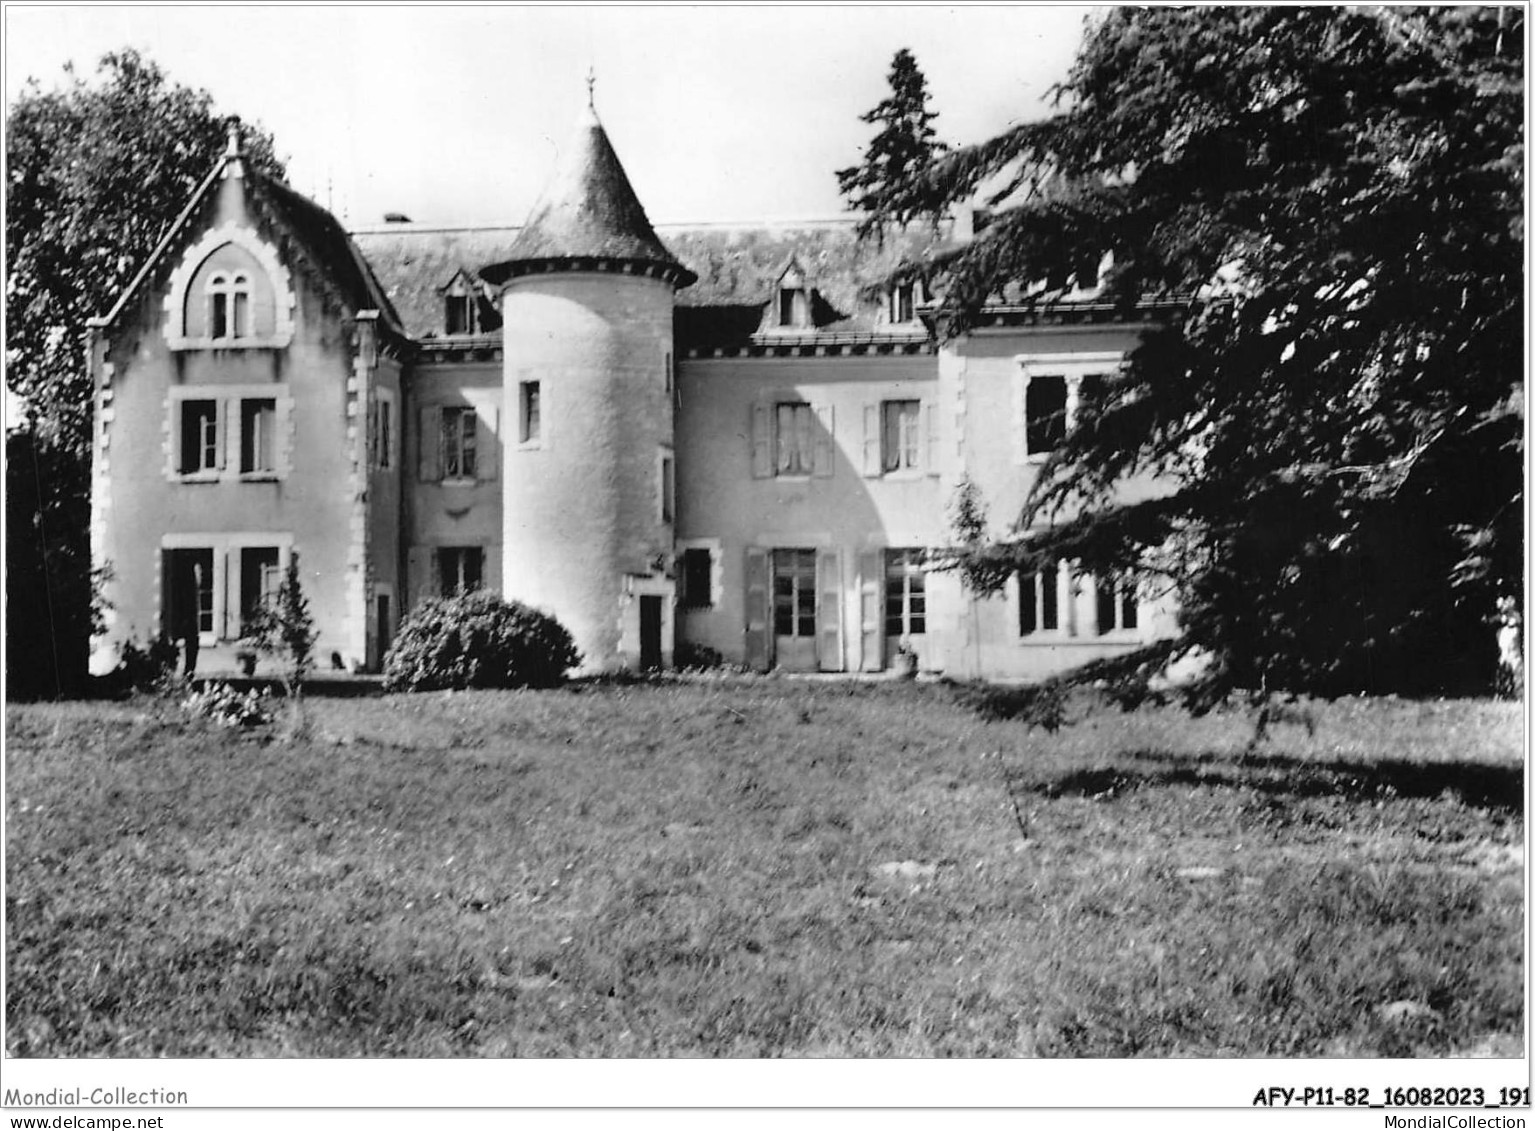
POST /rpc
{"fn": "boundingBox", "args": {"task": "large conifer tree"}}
[836,48,946,238]
[874,9,1523,701]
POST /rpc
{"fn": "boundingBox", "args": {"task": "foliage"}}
[674,640,724,671]
[5,428,101,699]
[242,556,315,697]
[382,591,579,692]
[6,686,1520,1056]
[111,634,181,696]
[6,49,282,698]
[835,48,946,239]
[181,681,271,729]
[886,9,1523,700]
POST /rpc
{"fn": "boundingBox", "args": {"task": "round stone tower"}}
[483,97,696,672]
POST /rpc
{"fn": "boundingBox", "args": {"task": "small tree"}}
[244,556,315,698]
[836,48,946,239]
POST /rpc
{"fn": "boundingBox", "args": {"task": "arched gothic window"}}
[207,272,253,340]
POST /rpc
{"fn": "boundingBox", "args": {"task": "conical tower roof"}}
[482,102,695,288]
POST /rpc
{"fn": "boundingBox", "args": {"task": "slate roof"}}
[257,175,408,339]
[352,219,943,344]
[480,106,695,288]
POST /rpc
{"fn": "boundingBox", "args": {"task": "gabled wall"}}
[90,165,378,675]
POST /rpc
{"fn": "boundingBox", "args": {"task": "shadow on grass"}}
[1019,752,1523,814]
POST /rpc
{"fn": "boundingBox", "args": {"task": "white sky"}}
[4,4,1095,228]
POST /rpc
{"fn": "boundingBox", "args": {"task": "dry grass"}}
[4,679,1523,1056]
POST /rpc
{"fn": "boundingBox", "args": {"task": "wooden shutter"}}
[477,405,499,480]
[812,404,835,478]
[922,397,940,476]
[743,546,770,670]
[418,405,441,481]
[862,403,881,477]
[816,547,843,671]
[750,402,772,478]
[275,395,294,477]
[217,398,233,470]
[859,549,884,671]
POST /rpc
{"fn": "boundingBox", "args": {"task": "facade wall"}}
[90,179,372,674]
[403,358,504,615]
[673,325,1180,678]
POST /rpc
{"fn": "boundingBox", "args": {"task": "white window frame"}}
[1013,560,1076,641]
[167,384,291,483]
[774,401,815,477]
[162,223,295,351]
[161,532,293,645]
[881,399,922,474]
[1014,352,1123,465]
[437,545,485,597]
[1093,572,1142,638]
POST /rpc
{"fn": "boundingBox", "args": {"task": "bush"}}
[674,640,723,671]
[113,634,181,695]
[382,591,580,692]
[182,682,271,728]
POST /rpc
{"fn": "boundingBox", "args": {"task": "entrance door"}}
[639,594,663,671]
[772,549,818,672]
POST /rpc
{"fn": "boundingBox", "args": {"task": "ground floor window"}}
[1019,563,1062,636]
[884,548,926,639]
[239,546,281,632]
[438,547,483,597]
[1096,573,1139,634]
[680,547,713,609]
[772,549,817,637]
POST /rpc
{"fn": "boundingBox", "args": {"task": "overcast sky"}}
[5,5,1096,228]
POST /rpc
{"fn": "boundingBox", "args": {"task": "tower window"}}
[519,381,541,444]
[680,548,713,609]
[660,452,675,524]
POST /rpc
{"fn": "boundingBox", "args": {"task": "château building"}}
[88,99,1182,680]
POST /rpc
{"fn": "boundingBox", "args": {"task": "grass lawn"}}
[4,678,1523,1057]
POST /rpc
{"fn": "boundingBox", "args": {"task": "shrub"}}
[674,640,723,671]
[242,555,315,697]
[182,681,271,728]
[382,591,580,692]
[113,634,181,694]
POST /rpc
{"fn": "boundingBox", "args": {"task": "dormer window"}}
[441,270,492,336]
[774,263,812,329]
[889,280,921,324]
[207,272,252,340]
[445,294,473,335]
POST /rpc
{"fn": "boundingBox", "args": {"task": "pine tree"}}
[836,48,946,239]
[876,9,1522,702]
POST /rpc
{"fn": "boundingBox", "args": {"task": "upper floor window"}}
[775,402,815,476]
[171,389,290,481]
[442,406,478,480]
[660,450,675,525]
[1015,353,1124,464]
[882,400,921,472]
[240,399,277,474]
[207,272,253,340]
[890,281,918,324]
[769,261,813,330]
[1025,375,1068,455]
[445,294,473,335]
[180,400,220,475]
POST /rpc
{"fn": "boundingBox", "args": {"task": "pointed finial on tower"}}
[588,65,599,109]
